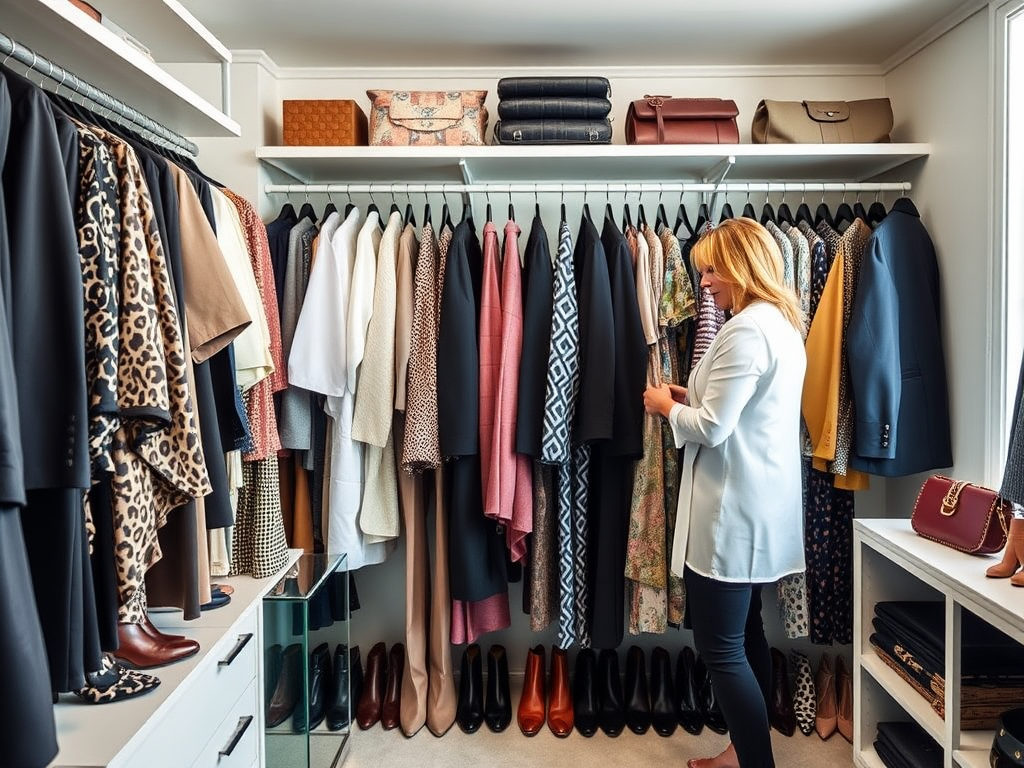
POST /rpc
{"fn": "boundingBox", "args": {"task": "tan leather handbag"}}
[751,99,893,143]
[625,96,739,145]
[366,90,488,146]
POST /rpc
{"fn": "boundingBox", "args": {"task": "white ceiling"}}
[176,0,974,69]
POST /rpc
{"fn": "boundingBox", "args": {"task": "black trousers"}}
[685,567,774,768]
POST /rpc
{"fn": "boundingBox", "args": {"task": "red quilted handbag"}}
[911,475,1012,555]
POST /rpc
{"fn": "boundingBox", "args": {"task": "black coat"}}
[515,214,553,458]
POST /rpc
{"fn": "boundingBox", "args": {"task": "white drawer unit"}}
[49,550,301,768]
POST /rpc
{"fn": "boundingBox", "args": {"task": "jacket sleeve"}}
[847,232,901,460]
[669,320,766,448]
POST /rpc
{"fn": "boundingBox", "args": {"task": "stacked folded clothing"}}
[874,721,943,768]
[493,76,613,144]
[870,601,1024,729]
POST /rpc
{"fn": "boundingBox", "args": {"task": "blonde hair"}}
[690,217,805,335]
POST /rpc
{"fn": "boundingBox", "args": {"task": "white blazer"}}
[669,301,807,582]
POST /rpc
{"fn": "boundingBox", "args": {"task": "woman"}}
[643,217,806,768]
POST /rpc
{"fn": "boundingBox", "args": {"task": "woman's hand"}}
[668,384,688,405]
[644,383,676,418]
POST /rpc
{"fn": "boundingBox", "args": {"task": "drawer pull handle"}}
[219,715,253,757]
[219,633,254,667]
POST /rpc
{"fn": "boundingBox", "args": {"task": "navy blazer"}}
[847,198,952,476]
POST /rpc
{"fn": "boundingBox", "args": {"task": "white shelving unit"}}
[0,0,239,137]
[256,143,930,184]
[854,518,1024,768]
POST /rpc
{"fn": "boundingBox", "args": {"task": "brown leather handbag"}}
[751,98,893,143]
[625,96,739,145]
[911,475,1013,555]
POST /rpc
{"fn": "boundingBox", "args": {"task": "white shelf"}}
[954,748,992,768]
[860,653,944,744]
[854,745,888,768]
[256,143,930,184]
[93,0,231,63]
[0,0,239,137]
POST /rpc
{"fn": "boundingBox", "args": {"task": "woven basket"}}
[282,100,368,146]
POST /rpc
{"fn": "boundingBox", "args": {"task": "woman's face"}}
[700,264,735,312]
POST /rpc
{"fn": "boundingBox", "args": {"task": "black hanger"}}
[404,202,417,227]
[867,200,888,226]
[833,201,856,233]
[674,202,693,238]
[485,200,493,223]
[623,202,634,230]
[345,200,356,217]
[853,201,869,224]
[741,202,757,220]
[299,201,317,222]
[795,202,814,226]
[509,202,515,223]
[814,202,835,229]
[759,202,776,226]
[276,202,297,222]
[582,202,594,223]
[424,203,432,225]
[389,201,401,216]
[441,200,454,231]
[776,202,795,226]
[535,201,542,220]
[656,203,670,230]
[718,202,734,223]
[695,202,711,231]
[637,202,648,228]
[323,200,338,219]
[560,202,567,223]
[605,202,616,225]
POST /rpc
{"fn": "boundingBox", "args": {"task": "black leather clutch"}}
[875,721,943,768]
[497,97,612,121]
[496,76,611,100]
[492,119,612,145]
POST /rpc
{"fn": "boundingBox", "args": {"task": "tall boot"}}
[624,645,651,735]
[426,467,458,737]
[987,517,1024,578]
[547,646,573,738]
[517,645,546,736]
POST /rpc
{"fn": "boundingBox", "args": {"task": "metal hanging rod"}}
[265,181,911,196]
[0,31,199,157]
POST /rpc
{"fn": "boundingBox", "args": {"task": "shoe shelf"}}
[854,519,1024,768]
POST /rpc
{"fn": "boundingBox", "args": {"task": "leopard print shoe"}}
[72,653,162,704]
[790,650,816,736]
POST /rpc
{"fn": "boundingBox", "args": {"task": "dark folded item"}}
[870,633,945,717]
[496,76,611,100]
[497,97,612,121]
[876,721,943,768]
[493,119,612,145]
[873,615,944,674]
[874,739,910,768]
[876,601,1024,676]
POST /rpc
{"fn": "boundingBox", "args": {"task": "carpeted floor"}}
[342,676,855,768]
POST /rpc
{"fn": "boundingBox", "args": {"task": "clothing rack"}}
[265,181,912,197]
[0,31,199,157]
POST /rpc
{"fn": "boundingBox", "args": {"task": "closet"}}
[0,1,1008,768]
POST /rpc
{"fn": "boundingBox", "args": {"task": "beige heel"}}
[987,518,1024,578]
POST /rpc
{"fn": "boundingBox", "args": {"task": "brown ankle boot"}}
[987,518,1024,578]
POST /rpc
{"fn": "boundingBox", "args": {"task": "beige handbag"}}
[751,99,893,143]
[366,90,488,146]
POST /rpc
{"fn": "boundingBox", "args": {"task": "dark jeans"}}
[685,567,774,768]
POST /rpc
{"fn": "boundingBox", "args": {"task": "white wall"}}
[882,7,992,515]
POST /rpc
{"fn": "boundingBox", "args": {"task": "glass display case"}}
[263,553,349,768]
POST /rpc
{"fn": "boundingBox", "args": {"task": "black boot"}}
[649,646,677,737]
[676,646,704,735]
[624,646,651,735]
[597,649,625,737]
[484,645,511,732]
[573,648,599,737]
[294,643,331,733]
[326,644,351,731]
[456,644,484,734]
[697,654,729,735]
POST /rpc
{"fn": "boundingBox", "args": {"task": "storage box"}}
[282,99,368,146]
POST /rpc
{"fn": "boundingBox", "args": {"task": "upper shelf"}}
[93,0,231,64]
[256,143,931,184]
[0,0,239,137]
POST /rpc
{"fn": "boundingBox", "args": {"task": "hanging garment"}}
[0,70,59,768]
[515,214,554,458]
[352,210,402,542]
[782,222,812,326]
[478,221,502,514]
[799,220,829,321]
[765,219,795,291]
[527,462,558,631]
[266,204,298,317]
[347,209,382,394]
[439,219,511,643]
[277,216,318,450]
[289,207,389,569]
[847,198,952,476]
[589,214,646,650]
[402,221,442,469]
[485,219,533,561]
[541,221,580,647]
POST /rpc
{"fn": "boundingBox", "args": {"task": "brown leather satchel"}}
[751,99,893,143]
[625,96,739,145]
[911,475,1012,555]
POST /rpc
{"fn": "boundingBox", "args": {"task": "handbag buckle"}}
[941,480,969,516]
[644,94,670,108]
